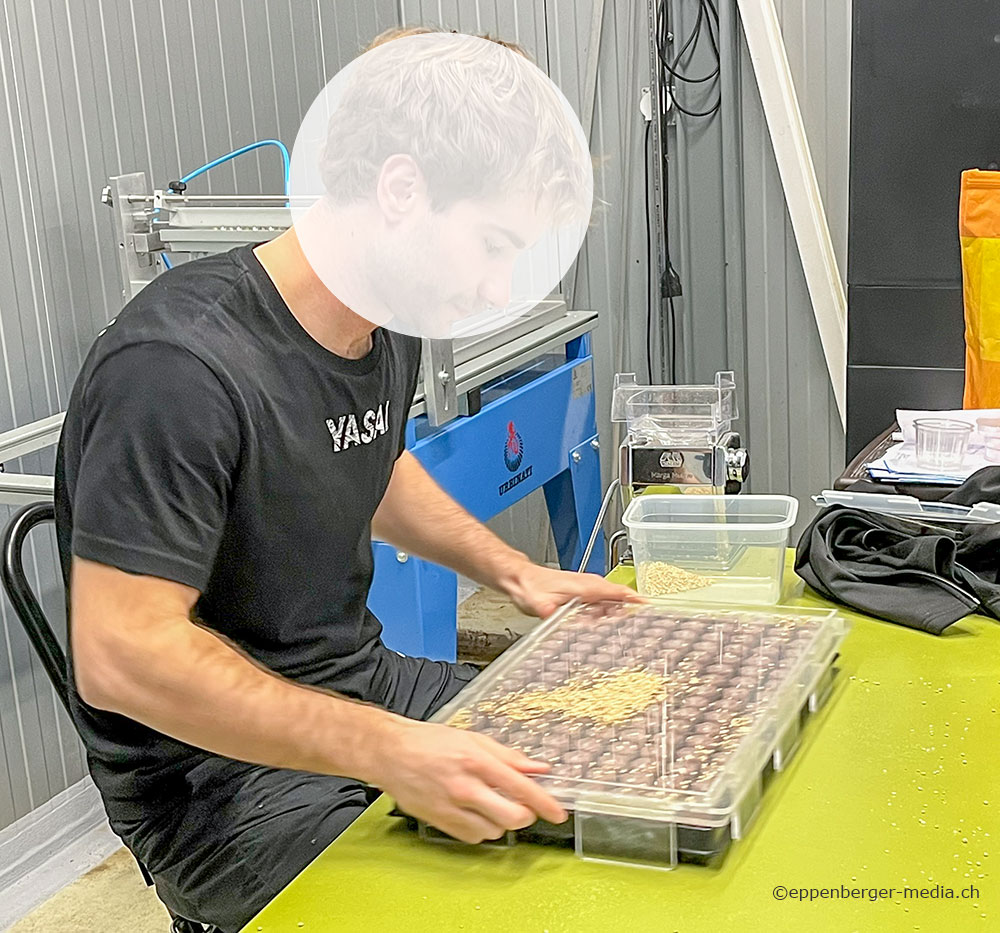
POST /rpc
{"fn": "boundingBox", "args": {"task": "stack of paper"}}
[865,409,1000,485]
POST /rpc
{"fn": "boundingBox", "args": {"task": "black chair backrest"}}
[1,501,70,715]
[0,502,219,925]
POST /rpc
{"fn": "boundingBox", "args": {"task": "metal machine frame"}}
[579,370,751,574]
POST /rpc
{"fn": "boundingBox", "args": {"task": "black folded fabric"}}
[795,468,1000,633]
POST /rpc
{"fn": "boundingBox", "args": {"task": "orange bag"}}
[961,169,1000,408]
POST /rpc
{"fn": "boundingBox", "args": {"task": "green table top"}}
[243,555,999,932]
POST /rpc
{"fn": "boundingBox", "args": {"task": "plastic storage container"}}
[401,600,848,869]
[914,418,972,471]
[622,494,799,604]
[978,418,1000,463]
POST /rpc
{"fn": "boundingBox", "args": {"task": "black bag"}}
[795,468,1000,633]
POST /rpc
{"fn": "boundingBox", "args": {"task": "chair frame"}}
[1,502,217,933]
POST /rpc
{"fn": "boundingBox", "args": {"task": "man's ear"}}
[375,154,427,223]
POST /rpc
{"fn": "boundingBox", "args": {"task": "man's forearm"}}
[78,600,400,784]
[372,451,532,591]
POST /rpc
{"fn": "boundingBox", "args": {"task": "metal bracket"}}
[133,231,164,254]
[108,172,157,302]
[421,339,459,428]
[609,529,630,568]
[640,86,653,122]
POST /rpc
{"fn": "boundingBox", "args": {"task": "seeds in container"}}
[638,561,712,596]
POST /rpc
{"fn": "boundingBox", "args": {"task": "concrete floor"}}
[9,587,537,933]
[8,848,169,932]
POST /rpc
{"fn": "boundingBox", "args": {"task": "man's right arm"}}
[72,556,566,842]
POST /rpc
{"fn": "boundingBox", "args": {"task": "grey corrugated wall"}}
[0,0,848,832]
[398,0,849,533]
[0,0,397,833]
[398,0,654,557]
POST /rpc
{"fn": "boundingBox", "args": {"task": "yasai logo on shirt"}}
[325,401,391,452]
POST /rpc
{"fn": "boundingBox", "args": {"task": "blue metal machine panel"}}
[410,354,597,520]
[370,337,603,660]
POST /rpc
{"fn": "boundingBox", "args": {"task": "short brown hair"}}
[319,31,589,224]
[365,25,532,61]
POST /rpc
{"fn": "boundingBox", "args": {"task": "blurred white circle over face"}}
[288,32,594,340]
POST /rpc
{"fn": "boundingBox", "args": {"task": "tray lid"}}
[813,490,1000,525]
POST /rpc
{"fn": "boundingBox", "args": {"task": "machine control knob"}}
[725,447,749,483]
[167,180,188,194]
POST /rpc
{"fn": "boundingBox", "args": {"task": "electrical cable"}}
[656,0,721,118]
[656,2,718,84]
[662,104,678,383]
[644,120,654,384]
[647,0,722,382]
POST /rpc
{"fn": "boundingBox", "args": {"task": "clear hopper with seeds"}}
[579,372,753,576]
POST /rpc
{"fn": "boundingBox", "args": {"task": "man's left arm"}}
[372,451,639,619]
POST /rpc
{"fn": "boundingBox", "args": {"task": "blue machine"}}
[369,331,604,661]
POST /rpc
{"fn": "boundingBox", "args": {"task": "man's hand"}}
[372,720,567,843]
[372,452,641,619]
[501,562,642,619]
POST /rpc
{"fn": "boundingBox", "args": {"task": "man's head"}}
[292,30,592,338]
[364,25,530,57]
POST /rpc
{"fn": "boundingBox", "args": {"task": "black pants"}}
[109,650,478,932]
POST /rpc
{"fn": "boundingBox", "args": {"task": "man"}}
[55,28,632,933]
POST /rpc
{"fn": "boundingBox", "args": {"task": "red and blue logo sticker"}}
[504,421,524,472]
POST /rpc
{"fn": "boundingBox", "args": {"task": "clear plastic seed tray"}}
[397,600,848,870]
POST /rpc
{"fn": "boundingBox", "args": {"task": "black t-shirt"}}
[54,245,421,817]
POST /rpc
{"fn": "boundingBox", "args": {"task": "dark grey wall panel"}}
[847,365,965,456]
[848,286,965,369]
[849,0,1000,288]
[847,0,997,455]
[0,0,396,833]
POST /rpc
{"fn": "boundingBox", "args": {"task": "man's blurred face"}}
[288,32,593,340]
[369,189,546,338]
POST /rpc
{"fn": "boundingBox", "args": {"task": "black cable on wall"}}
[648,0,721,384]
